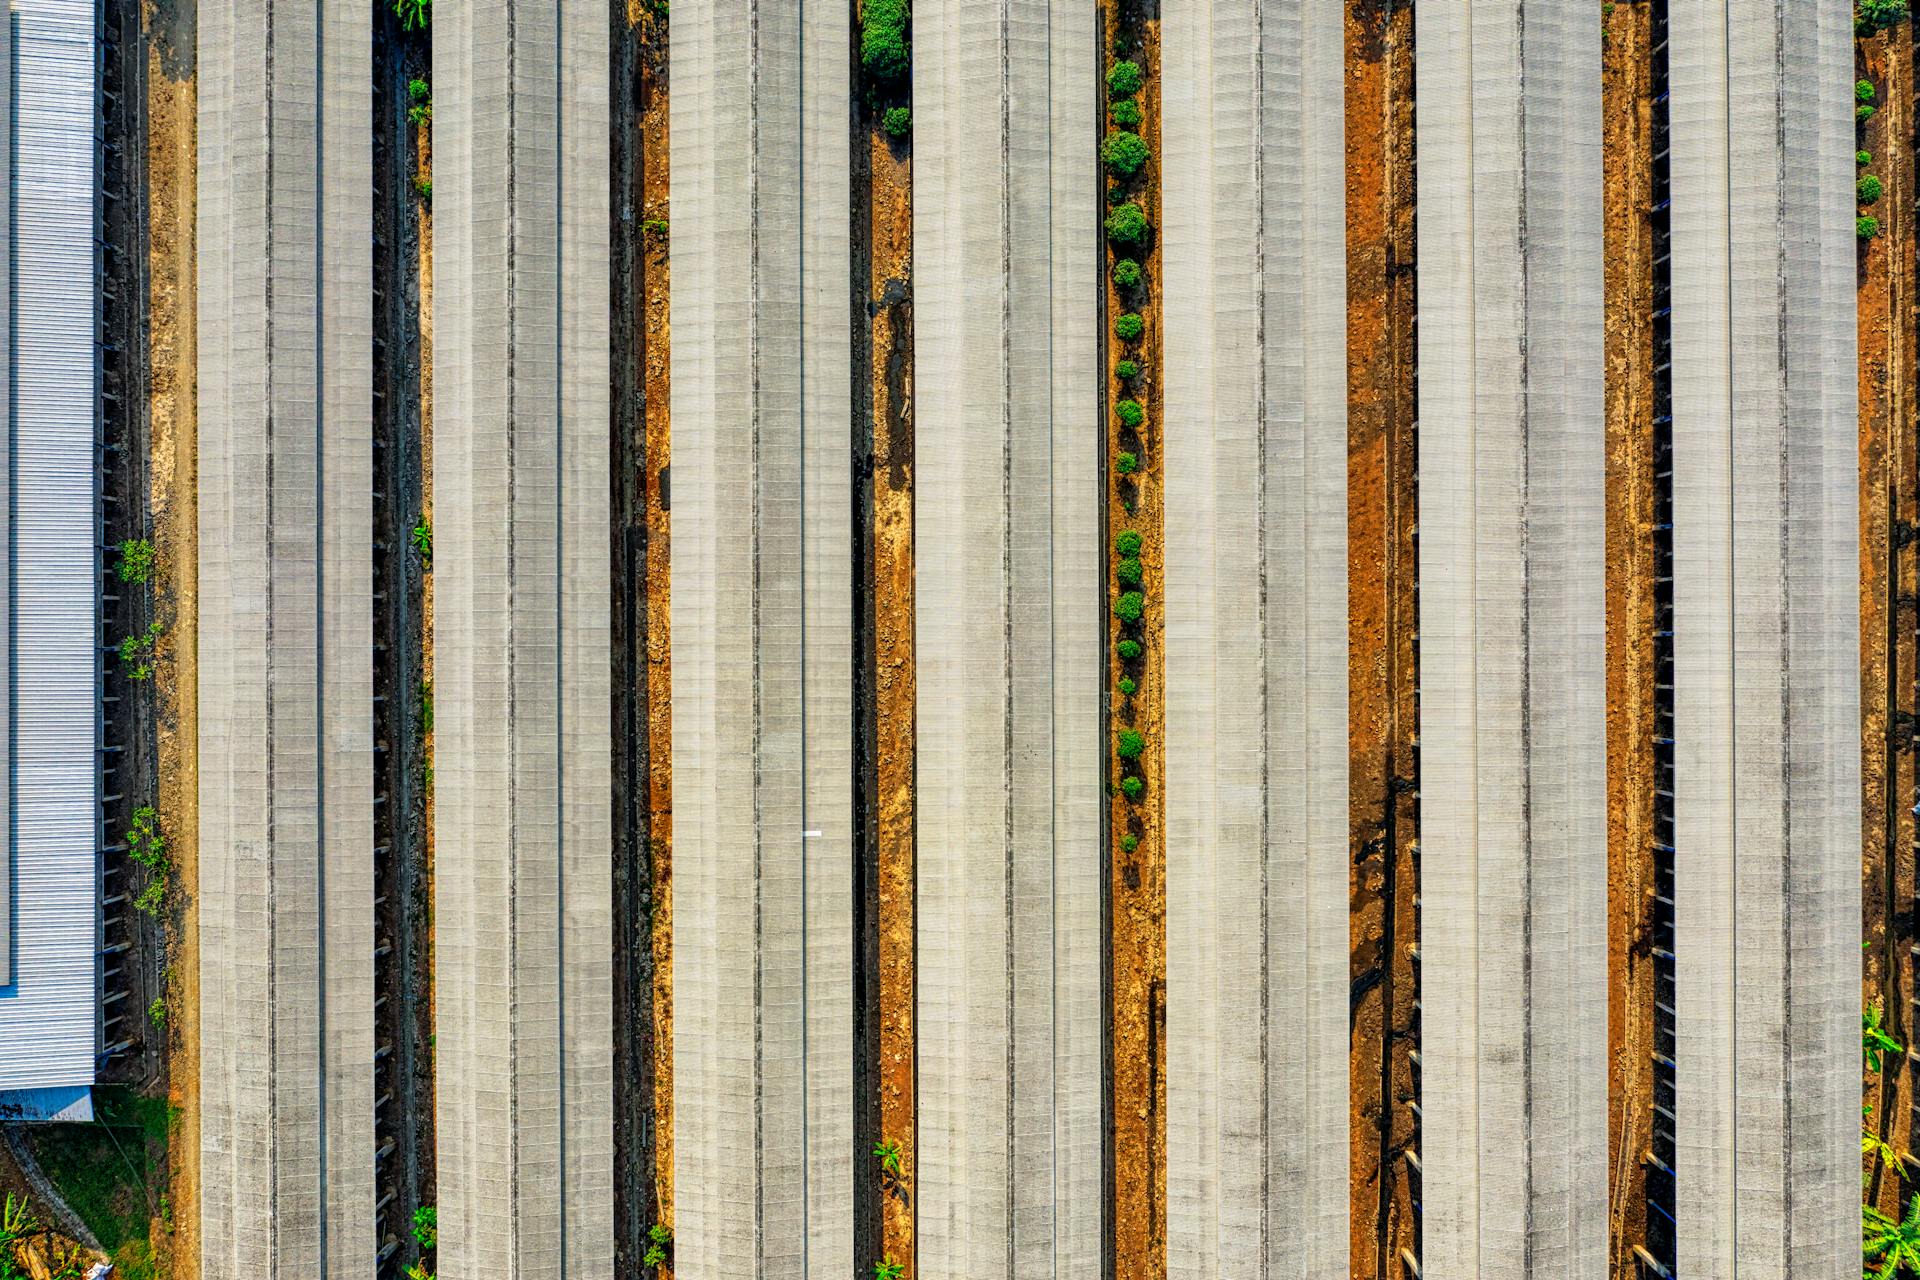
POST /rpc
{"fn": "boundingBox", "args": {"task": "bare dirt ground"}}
[143,0,199,1271]
[1858,23,1918,1219]
[1343,4,1418,1275]
[639,2,675,1255]
[416,56,438,1232]
[1600,5,1658,1270]
[1099,2,1166,1274]
[862,101,917,1280]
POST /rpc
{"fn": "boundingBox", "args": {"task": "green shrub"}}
[1120,833,1139,853]
[1860,149,1874,166]
[1106,202,1151,247]
[861,0,911,83]
[1115,530,1143,557]
[1118,638,1142,661]
[1120,775,1144,800]
[1117,728,1145,760]
[1113,259,1142,290]
[1110,100,1142,129]
[1117,556,1142,587]
[407,79,432,126]
[1861,174,1885,204]
[1859,78,1879,102]
[1106,60,1144,97]
[1860,103,1878,125]
[412,1207,438,1250]
[1116,358,1140,380]
[1115,313,1144,342]
[1114,591,1144,623]
[395,0,430,31]
[1859,0,1911,33]
[118,537,156,585]
[883,106,912,138]
[1115,398,1145,428]
[1861,214,1882,239]
[1117,676,1136,697]
[1115,451,1138,474]
[1101,130,1151,177]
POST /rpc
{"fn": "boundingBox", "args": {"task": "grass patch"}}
[29,1088,168,1278]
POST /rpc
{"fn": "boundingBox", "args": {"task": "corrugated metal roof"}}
[0,0,100,1091]
[0,0,13,994]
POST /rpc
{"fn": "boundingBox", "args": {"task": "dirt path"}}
[640,0,675,1258]
[142,0,198,1272]
[1100,2,1166,1275]
[1600,4,1659,1270]
[610,3,673,1268]
[1858,22,1918,1220]
[1343,4,1419,1275]
[853,57,917,1279]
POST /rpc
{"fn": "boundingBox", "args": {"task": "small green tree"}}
[118,538,156,585]
[861,0,911,83]
[1117,676,1136,696]
[408,79,432,127]
[1114,591,1144,623]
[1105,203,1151,247]
[1101,131,1151,177]
[1859,0,1912,34]
[1861,103,1879,125]
[1115,530,1143,557]
[1120,775,1144,800]
[1116,358,1140,380]
[1117,639,1142,661]
[1865,1198,1920,1280]
[1115,313,1145,342]
[1113,259,1142,290]
[1861,149,1875,166]
[883,106,912,139]
[119,620,166,681]
[875,1262,905,1280]
[1861,174,1885,205]
[1866,1001,1904,1071]
[1120,833,1139,852]
[1106,60,1144,96]
[1117,556,1142,587]
[1115,399,1145,428]
[1116,728,1145,760]
[1860,79,1879,102]
[1115,451,1139,475]
[1110,100,1142,129]
[1861,215,1883,240]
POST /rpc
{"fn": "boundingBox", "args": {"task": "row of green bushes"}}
[863,0,912,140]
[1108,53,1151,807]
[1860,78,1884,240]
